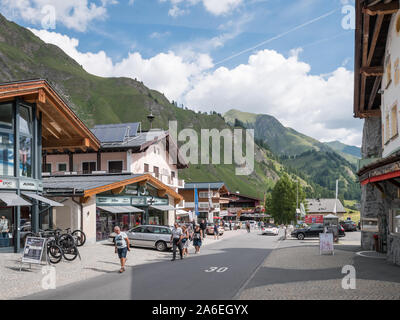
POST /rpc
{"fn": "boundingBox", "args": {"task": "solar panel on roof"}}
[91,126,128,143]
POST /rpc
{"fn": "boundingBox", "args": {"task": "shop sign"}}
[131,197,146,205]
[97,197,131,205]
[146,196,168,205]
[0,178,17,189]
[20,179,39,191]
[305,215,324,224]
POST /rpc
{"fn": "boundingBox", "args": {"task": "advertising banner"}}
[305,215,324,224]
[22,237,46,264]
[319,233,334,255]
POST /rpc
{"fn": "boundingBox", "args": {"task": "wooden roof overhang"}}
[0,79,100,153]
[83,173,183,205]
[354,0,399,119]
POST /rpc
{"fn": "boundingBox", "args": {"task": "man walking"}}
[199,219,207,239]
[170,222,184,261]
[114,226,130,273]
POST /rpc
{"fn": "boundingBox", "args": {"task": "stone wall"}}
[361,117,383,250]
[388,235,400,265]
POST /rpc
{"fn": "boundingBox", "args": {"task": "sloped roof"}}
[306,199,346,214]
[183,182,227,190]
[91,123,140,143]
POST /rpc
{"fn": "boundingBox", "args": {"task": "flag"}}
[333,179,338,214]
[208,184,213,212]
[194,185,199,216]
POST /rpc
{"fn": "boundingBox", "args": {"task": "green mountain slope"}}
[224,109,361,200]
[324,141,361,166]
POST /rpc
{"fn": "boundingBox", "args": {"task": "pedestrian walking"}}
[193,225,203,253]
[182,225,190,257]
[229,221,232,231]
[114,226,130,273]
[200,219,207,239]
[213,222,220,240]
[246,221,251,233]
[170,222,184,261]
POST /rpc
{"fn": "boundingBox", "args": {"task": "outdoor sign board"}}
[22,237,46,264]
[305,215,324,224]
[319,233,334,255]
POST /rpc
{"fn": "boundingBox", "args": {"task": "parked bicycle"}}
[48,228,86,247]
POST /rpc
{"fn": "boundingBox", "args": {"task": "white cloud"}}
[161,0,242,17]
[183,49,361,146]
[0,0,116,32]
[30,28,361,146]
[29,28,213,101]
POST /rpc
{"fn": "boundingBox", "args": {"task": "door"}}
[128,226,145,247]
[141,226,157,248]
[82,162,96,174]
[0,207,13,248]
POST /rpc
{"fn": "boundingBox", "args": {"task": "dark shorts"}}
[193,239,202,247]
[117,247,128,258]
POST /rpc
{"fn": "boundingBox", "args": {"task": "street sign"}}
[319,233,334,255]
[22,237,46,264]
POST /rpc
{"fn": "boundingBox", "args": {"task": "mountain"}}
[324,141,361,166]
[224,109,332,156]
[223,109,361,200]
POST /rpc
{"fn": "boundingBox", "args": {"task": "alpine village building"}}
[354,0,400,265]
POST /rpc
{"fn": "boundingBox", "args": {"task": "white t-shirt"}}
[115,232,128,249]
[171,227,183,239]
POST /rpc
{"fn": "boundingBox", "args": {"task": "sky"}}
[0,0,362,146]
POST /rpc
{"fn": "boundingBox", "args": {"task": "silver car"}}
[109,225,173,252]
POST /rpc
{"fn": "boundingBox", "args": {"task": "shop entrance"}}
[148,209,165,225]
[0,207,13,248]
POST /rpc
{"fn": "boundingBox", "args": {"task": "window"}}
[390,209,400,234]
[58,163,67,172]
[19,105,33,178]
[43,163,52,173]
[131,226,144,233]
[144,163,149,172]
[82,162,96,174]
[391,104,398,138]
[171,171,176,179]
[0,104,14,177]
[108,161,123,173]
[153,166,159,178]
[199,192,211,198]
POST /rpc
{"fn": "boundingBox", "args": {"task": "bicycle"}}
[42,229,80,262]
[48,227,86,247]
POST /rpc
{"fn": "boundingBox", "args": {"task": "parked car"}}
[291,224,345,240]
[206,223,224,236]
[109,225,173,251]
[340,221,357,232]
[261,224,279,236]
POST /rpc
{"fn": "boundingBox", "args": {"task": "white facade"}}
[382,12,400,157]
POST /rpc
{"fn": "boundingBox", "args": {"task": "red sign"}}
[305,215,324,224]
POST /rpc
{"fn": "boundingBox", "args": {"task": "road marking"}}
[205,267,229,273]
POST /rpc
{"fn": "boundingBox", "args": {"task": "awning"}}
[0,192,32,206]
[22,192,64,207]
[150,205,177,211]
[98,206,144,214]
[176,210,189,216]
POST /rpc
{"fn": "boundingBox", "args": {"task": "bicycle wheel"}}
[57,234,75,250]
[62,245,79,261]
[72,230,86,246]
[47,244,63,264]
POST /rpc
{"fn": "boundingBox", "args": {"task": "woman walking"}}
[193,225,203,254]
[181,225,190,257]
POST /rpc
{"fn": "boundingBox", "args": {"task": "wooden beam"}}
[37,89,46,104]
[42,137,93,150]
[368,76,382,110]
[388,179,400,189]
[360,13,370,112]
[359,109,381,118]
[111,186,125,195]
[372,182,385,197]
[367,14,384,67]
[361,66,384,76]
[363,2,399,16]
[158,189,167,198]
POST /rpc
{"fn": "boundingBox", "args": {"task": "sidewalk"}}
[0,229,246,300]
[238,232,400,300]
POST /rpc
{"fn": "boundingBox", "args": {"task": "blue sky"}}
[0,0,361,146]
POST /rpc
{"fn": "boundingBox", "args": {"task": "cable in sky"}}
[214,8,341,66]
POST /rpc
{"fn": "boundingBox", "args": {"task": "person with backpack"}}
[199,219,207,239]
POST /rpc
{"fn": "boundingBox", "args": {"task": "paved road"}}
[22,229,281,300]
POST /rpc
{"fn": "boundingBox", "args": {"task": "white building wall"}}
[382,12,400,157]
